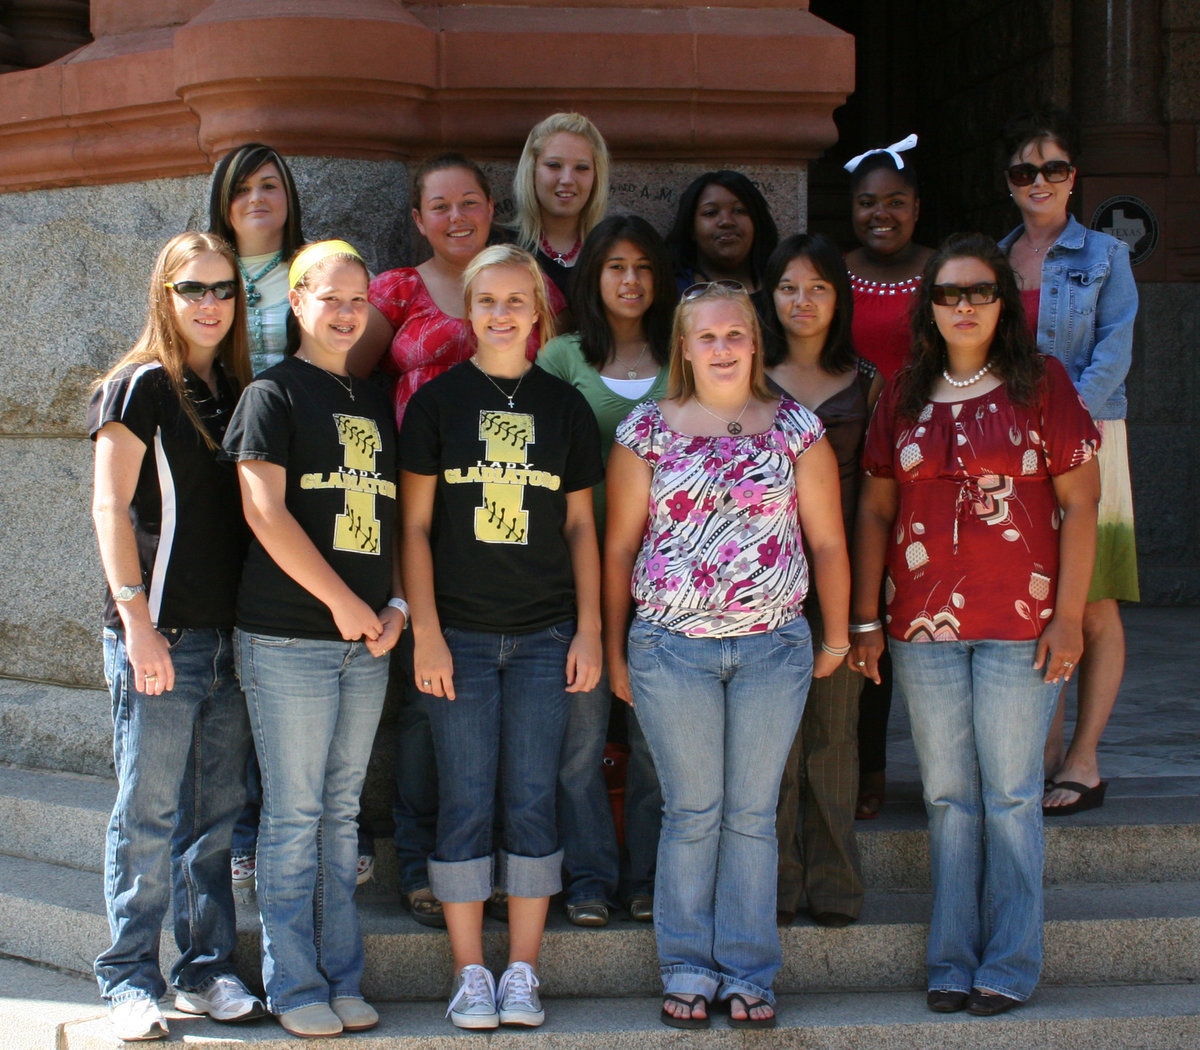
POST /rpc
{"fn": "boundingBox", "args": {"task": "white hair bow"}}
[844,133,919,173]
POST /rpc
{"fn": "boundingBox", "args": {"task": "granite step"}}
[3,850,1199,999]
[3,955,1198,1050]
[5,764,1200,890]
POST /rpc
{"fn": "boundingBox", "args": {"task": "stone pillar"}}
[6,0,91,66]
[1072,0,1166,175]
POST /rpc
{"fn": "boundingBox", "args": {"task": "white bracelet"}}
[849,620,883,633]
[821,640,852,657]
[387,597,410,626]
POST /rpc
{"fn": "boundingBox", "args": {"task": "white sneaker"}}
[446,964,498,1029]
[174,974,266,1022]
[231,853,256,893]
[355,853,375,886]
[109,998,168,1041]
[497,961,544,1027]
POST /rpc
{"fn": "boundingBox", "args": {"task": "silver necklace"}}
[942,361,992,389]
[472,356,529,409]
[298,355,354,400]
[615,342,649,380]
[694,395,752,435]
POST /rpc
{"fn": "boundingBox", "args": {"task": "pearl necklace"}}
[942,361,992,388]
[694,395,752,435]
[472,356,529,409]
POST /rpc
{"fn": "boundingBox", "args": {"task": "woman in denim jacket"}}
[999,105,1139,819]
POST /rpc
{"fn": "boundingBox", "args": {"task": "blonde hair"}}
[97,232,249,450]
[667,283,770,402]
[462,244,556,351]
[512,112,611,251]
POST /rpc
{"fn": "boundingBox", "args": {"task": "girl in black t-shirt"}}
[224,241,402,1039]
[400,245,603,1030]
[89,232,265,1038]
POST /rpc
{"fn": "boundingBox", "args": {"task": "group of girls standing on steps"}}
[89,102,1134,1039]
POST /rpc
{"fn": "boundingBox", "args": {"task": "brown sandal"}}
[403,887,446,928]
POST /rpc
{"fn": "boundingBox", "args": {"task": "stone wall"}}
[0,158,805,689]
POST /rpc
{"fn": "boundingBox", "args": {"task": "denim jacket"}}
[1000,214,1137,420]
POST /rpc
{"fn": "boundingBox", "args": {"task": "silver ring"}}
[422,678,432,687]
[857,660,866,667]
[1063,660,1074,668]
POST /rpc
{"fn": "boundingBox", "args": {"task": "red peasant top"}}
[369,267,563,429]
[863,357,1099,642]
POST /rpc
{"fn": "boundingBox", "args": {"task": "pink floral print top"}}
[615,396,824,638]
[863,356,1099,643]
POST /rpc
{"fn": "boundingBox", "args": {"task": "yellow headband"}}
[288,239,364,289]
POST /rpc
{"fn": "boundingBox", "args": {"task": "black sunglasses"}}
[164,280,238,302]
[930,282,1001,307]
[1005,160,1073,187]
[682,280,746,300]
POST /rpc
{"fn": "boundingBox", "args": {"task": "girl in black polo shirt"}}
[89,231,264,1040]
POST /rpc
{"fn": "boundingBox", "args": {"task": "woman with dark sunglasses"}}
[850,233,1100,1015]
[998,106,1140,820]
[89,233,263,1040]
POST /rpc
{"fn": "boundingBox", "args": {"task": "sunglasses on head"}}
[930,282,1001,307]
[682,279,746,300]
[164,280,238,302]
[1005,160,1073,187]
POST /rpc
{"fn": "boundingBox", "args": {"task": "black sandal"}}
[726,992,777,1029]
[660,993,710,1030]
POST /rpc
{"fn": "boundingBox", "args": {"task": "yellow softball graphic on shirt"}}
[300,414,395,555]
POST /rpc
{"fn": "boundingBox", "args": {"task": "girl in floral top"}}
[850,233,1099,1017]
[604,281,850,1030]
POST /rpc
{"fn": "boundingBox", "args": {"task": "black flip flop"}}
[660,993,710,1030]
[1043,779,1107,816]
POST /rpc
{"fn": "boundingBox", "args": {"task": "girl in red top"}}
[850,233,1099,1016]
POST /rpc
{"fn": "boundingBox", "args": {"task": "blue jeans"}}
[95,627,250,1004]
[424,622,573,902]
[557,667,619,905]
[235,631,388,1015]
[891,637,1059,1001]
[389,631,438,894]
[627,615,813,1005]
[621,709,661,900]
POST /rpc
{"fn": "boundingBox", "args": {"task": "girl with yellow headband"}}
[223,240,404,1038]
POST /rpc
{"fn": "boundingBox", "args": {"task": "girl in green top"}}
[538,213,674,925]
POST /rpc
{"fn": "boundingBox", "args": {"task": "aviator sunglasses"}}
[930,282,1001,307]
[1005,160,1073,187]
[164,279,239,302]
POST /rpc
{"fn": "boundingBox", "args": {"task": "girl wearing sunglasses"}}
[89,233,263,1040]
[223,241,401,1038]
[999,106,1140,821]
[850,233,1100,1016]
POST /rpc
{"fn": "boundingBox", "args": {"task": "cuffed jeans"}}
[235,631,387,1015]
[557,667,620,905]
[628,615,813,1005]
[424,622,574,903]
[96,627,250,1004]
[891,637,1059,1002]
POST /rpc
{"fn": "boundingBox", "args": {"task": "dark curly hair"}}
[569,214,674,370]
[761,232,855,371]
[894,232,1043,422]
[666,170,779,287]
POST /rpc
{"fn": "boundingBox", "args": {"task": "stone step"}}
[3,956,1198,1050]
[5,764,1200,890]
[0,681,112,778]
[3,851,1199,999]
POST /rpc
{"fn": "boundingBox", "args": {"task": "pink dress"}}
[863,358,1099,642]
[369,268,563,428]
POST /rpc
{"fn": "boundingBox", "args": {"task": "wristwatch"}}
[113,583,147,602]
